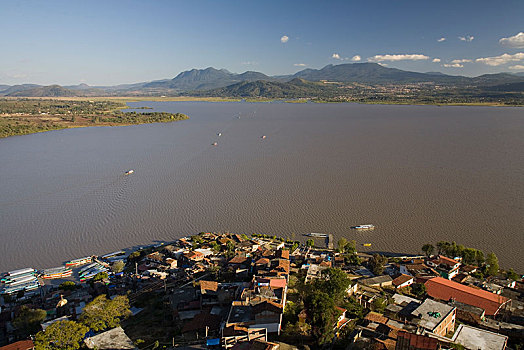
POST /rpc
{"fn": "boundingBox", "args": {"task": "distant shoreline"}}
[1,96,521,139]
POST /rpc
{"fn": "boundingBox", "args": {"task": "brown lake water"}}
[0,102,523,271]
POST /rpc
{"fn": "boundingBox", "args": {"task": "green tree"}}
[34,320,88,350]
[337,238,348,253]
[422,244,434,257]
[372,297,387,313]
[307,291,337,346]
[475,250,485,266]
[506,268,520,281]
[240,234,249,240]
[306,239,314,247]
[436,241,449,255]
[92,271,108,281]
[369,254,388,275]
[79,295,130,332]
[318,268,351,303]
[345,240,356,254]
[59,281,77,291]
[411,283,426,299]
[13,306,47,335]
[485,252,499,276]
[111,260,125,273]
[462,248,477,265]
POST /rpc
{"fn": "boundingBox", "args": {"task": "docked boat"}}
[3,268,36,278]
[351,224,375,230]
[363,243,372,247]
[42,266,73,279]
[304,232,328,238]
[125,170,134,175]
[0,281,40,295]
[65,256,92,267]
[3,275,37,286]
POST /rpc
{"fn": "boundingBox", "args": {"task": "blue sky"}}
[1,0,523,85]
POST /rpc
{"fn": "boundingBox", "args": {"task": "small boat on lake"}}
[261,135,266,139]
[363,243,372,247]
[217,132,222,136]
[125,170,134,175]
[351,224,375,230]
[212,142,218,146]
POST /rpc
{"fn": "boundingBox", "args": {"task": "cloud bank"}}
[368,54,429,62]
[294,63,306,67]
[459,35,474,42]
[476,52,524,66]
[280,35,289,43]
[332,53,341,59]
[437,37,446,42]
[351,55,361,62]
[499,32,524,48]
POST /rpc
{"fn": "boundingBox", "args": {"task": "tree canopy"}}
[13,306,47,335]
[34,320,88,350]
[79,294,131,332]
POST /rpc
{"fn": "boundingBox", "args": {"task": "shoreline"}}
[1,231,519,277]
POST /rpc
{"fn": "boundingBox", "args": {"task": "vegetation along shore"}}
[0,98,188,138]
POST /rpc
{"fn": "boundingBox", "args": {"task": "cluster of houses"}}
[1,232,523,350]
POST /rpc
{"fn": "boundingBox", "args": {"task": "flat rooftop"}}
[411,299,455,331]
[228,305,253,324]
[452,324,508,350]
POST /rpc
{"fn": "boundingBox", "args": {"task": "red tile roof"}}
[365,312,389,324]
[0,340,34,350]
[255,258,270,265]
[200,280,218,293]
[277,249,289,259]
[396,331,439,350]
[425,277,510,316]
[392,274,414,287]
[229,256,248,264]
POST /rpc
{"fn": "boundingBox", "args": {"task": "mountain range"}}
[1,63,524,98]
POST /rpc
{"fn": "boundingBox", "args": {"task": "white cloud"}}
[442,63,463,68]
[351,55,361,62]
[499,32,524,48]
[459,35,474,42]
[451,59,472,64]
[432,58,441,63]
[280,35,289,43]
[368,54,429,62]
[475,52,524,66]
[241,61,259,65]
[332,53,341,60]
[437,37,446,42]
[294,63,307,67]
[509,64,524,70]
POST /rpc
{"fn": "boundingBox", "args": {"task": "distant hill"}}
[286,63,470,84]
[2,63,524,98]
[144,67,274,91]
[197,78,337,98]
[0,84,42,96]
[6,85,79,97]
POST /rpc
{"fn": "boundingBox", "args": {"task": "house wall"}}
[433,309,456,337]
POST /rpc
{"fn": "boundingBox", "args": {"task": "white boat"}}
[212,142,218,146]
[125,170,134,175]
[304,232,328,238]
[352,224,375,230]
[261,135,266,139]
[217,132,222,136]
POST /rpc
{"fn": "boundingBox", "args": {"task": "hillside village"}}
[1,232,523,350]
